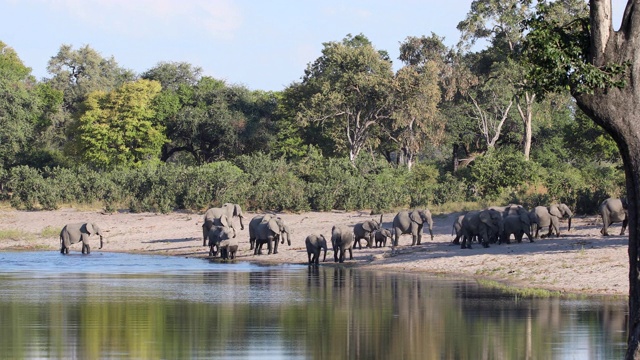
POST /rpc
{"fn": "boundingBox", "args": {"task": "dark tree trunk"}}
[577,2,640,357]
[453,143,459,172]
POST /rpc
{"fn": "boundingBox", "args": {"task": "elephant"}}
[60,222,104,254]
[249,214,288,250]
[501,212,534,244]
[219,238,239,260]
[331,225,355,263]
[254,216,291,255]
[373,228,393,248]
[452,212,479,245]
[305,234,328,265]
[460,208,504,249]
[207,225,236,257]
[533,203,573,238]
[599,197,628,236]
[392,209,434,246]
[353,215,383,249]
[202,203,245,246]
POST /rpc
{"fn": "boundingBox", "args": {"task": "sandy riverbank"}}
[0,208,628,296]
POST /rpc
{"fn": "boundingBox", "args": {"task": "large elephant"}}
[254,216,291,255]
[533,203,573,238]
[392,209,434,246]
[373,228,393,248]
[460,209,504,249]
[207,225,236,257]
[331,225,355,263]
[249,214,288,250]
[305,234,328,265]
[202,203,245,245]
[60,222,104,254]
[599,197,628,236]
[353,215,383,249]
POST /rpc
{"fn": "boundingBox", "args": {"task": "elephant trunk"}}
[322,245,327,262]
[568,217,572,232]
[99,235,103,249]
[239,216,245,231]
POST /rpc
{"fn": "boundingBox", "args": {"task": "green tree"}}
[522,1,639,356]
[0,42,42,169]
[74,79,166,169]
[45,44,135,153]
[141,61,202,90]
[388,62,443,169]
[295,34,395,164]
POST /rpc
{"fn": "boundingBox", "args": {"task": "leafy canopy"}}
[75,79,167,169]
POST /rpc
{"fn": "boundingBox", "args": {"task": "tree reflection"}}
[0,267,628,359]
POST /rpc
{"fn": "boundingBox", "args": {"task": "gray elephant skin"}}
[207,225,236,257]
[331,225,355,263]
[373,228,392,248]
[219,238,239,260]
[353,215,383,249]
[305,234,328,265]
[60,222,104,254]
[460,209,504,249]
[202,203,245,246]
[253,216,291,255]
[533,203,573,238]
[599,197,628,236]
[392,209,434,246]
[502,213,534,244]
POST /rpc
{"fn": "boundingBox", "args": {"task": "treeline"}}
[0,1,625,214]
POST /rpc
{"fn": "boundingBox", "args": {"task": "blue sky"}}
[1,0,628,92]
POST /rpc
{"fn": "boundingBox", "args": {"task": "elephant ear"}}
[232,204,244,217]
[267,218,280,233]
[408,210,421,224]
[479,211,497,229]
[549,205,562,218]
[85,223,95,235]
[362,220,377,232]
[219,215,230,227]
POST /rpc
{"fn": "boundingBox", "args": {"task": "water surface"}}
[0,251,628,359]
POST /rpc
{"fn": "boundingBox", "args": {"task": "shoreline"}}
[0,208,629,297]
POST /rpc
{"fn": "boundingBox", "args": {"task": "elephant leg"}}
[416,231,423,245]
[621,219,629,235]
[273,238,279,254]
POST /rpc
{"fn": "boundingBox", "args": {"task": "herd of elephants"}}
[58,198,629,263]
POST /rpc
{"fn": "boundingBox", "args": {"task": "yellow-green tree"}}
[74,79,167,169]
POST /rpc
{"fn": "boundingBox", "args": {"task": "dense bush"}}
[1,150,625,214]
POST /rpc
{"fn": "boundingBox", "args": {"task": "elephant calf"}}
[373,228,392,248]
[305,234,328,265]
[60,222,104,254]
[219,238,238,260]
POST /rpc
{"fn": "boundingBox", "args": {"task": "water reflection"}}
[0,252,628,359]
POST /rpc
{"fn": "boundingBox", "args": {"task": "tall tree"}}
[0,42,44,169]
[73,79,166,169]
[389,62,443,170]
[141,61,202,91]
[296,34,394,164]
[457,0,568,160]
[523,1,639,357]
[45,45,135,151]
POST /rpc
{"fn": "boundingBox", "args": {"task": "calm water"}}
[0,251,628,359]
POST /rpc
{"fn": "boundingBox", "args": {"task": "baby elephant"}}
[305,234,328,265]
[373,228,393,248]
[219,238,239,260]
[60,222,104,254]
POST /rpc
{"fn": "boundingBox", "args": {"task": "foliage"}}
[522,3,629,98]
[467,147,535,201]
[295,34,395,163]
[74,79,167,169]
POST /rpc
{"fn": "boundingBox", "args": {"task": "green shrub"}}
[7,166,59,210]
[467,148,535,201]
